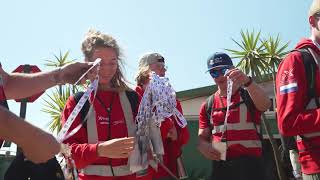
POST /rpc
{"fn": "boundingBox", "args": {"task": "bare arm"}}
[2,62,93,100]
[227,68,271,112]
[197,128,220,160]
[246,82,271,112]
[0,106,60,163]
[3,68,58,100]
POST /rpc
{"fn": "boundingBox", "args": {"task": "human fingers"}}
[226,69,246,84]
[208,152,221,160]
[224,68,238,77]
[71,62,95,85]
[202,150,220,160]
[112,137,135,147]
[120,146,135,154]
[120,137,135,144]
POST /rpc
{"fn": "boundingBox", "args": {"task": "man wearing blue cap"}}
[197,52,270,180]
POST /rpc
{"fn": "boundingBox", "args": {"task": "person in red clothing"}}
[276,0,320,179]
[135,52,190,180]
[197,52,270,180]
[61,29,152,180]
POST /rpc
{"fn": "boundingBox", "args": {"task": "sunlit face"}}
[149,62,166,77]
[310,13,320,39]
[90,47,118,85]
[212,68,228,89]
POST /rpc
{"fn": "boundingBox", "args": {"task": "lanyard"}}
[219,77,233,137]
[136,72,187,128]
[212,76,233,141]
[96,93,115,140]
[57,58,101,143]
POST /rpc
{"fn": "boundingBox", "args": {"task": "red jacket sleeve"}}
[199,102,210,129]
[276,52,320,136]
[176,100,189,145]
[61,96,99,169]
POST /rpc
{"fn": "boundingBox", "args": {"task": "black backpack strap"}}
[205,94,214,129]
[125,90,139,115]
[294,48,319,107]
[239,88,255,113]
[239,88,263,140]
[73,91,90,127]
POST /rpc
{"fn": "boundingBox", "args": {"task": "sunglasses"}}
[210,68,229,78]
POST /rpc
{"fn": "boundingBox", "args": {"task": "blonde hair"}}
[135,65,150,86]
[81,29,129,91]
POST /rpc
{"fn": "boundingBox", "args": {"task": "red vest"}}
[208,92,262,159]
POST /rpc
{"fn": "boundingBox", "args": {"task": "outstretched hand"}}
[198,141,221,161]
[57,61,97,85]
[224,68,250,86]
[97,137,135,158]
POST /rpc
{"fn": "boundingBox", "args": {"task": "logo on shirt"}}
[280,68,295,84]
[97,116,125,125]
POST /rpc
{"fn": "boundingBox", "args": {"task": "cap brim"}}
[205,65,230,73]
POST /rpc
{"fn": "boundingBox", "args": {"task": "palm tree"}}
[263,34,290,79]
[44,50,76,95]
[225,30,270,81]
[226,30,290,180]
[42,51,79,133]
[42,85,72,133]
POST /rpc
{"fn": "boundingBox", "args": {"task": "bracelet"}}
[244,76,253,87]
[53,67,63,85]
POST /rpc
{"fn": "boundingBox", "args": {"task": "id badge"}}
[212,141,227,161]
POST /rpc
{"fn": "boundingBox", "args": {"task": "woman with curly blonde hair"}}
[61,29,151,180]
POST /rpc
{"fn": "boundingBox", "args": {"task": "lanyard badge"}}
[212,76,233,161]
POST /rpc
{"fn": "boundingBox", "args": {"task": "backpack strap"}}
[239,88,263,140]
[125,90,139,115]
[294,48,319,107]
[73,91,90,128]
[205,94,214,129]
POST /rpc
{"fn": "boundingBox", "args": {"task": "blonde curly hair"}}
[135,65,151,86]
[81,29,129,90]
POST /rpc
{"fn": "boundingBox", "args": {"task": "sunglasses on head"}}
[210,67,229,78]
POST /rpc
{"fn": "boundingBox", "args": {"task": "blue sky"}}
[0,0,313,132]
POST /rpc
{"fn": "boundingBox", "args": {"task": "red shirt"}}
[199,91,262,159]
[135,86,190,178]
[276,38,320,174]
[61,90,141,180]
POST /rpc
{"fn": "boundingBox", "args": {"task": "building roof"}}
[176,73,274,100]
[176,85,217,101]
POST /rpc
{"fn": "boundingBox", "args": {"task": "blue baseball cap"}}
[206,52,233,72]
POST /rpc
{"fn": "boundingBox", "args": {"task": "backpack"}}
[277,48,318,178]
[4,90,139,180]
[279,48,318,151]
